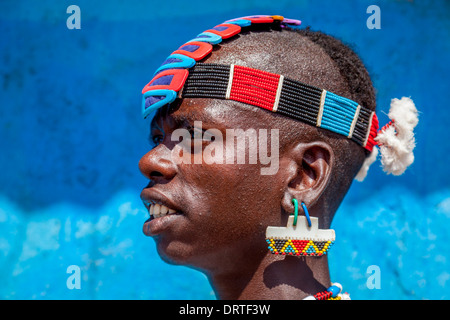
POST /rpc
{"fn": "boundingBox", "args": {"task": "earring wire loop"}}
[301,202,312,227]
[292,199,299,226]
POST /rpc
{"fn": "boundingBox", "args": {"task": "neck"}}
[208,252,331,300]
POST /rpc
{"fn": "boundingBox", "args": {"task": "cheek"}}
[172,132,289,237]
[185,162,281,232]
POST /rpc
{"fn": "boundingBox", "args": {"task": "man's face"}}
[139,98,289,272]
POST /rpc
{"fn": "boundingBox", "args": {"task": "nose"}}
[139,145,177,183]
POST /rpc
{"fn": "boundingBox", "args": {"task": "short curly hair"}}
[295,26,376,113]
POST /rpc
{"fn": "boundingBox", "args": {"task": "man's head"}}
[139,22,376,274]
[203,27,377,226]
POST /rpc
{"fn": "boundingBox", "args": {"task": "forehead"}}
[153,98,274,130]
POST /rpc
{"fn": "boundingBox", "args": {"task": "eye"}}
[151,134,164,146]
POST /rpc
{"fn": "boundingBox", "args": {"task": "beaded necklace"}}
[304,283,350,300]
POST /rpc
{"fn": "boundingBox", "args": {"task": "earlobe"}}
[281,141,334,212]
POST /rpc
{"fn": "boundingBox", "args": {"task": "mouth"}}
[144,200,182,220]
[141,188,184,236]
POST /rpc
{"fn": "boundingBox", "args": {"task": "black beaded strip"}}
[277,78,322,126]
[351,107,372,146]
[182,64,230,99]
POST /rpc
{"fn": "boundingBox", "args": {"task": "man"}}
[138,16,417,300]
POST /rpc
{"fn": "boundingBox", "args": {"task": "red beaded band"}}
[229,65,282,111]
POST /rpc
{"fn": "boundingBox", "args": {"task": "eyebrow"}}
[152,102,232,130]
[172,108,217,124]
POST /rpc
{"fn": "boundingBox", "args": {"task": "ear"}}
[281,141,334,214]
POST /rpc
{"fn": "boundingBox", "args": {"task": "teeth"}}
[149,203,177,218]
[153,204,160,217]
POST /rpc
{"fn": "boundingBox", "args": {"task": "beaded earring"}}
[265,199,335,257]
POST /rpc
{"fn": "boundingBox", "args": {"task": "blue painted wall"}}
[0,0,449,299]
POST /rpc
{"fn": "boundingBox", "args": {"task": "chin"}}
[154,237,219,273]
[154,237,196,265]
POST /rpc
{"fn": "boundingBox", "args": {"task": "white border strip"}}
[316,90,327,127]
[272,75,284,112]
[348,105,361,138]
[225,64,235,100]
[363,111,375,147]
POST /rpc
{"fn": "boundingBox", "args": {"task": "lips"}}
[141,188,183,236]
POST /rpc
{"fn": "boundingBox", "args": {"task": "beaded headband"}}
[141,15,379,152]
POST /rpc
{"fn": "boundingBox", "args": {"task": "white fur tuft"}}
[375,97,418,176]
[355,146,378,182]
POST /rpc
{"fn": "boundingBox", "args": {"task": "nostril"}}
[149,169,173,185]
[150,171,163,177]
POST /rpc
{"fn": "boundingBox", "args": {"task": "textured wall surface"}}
[0,0,449,299]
